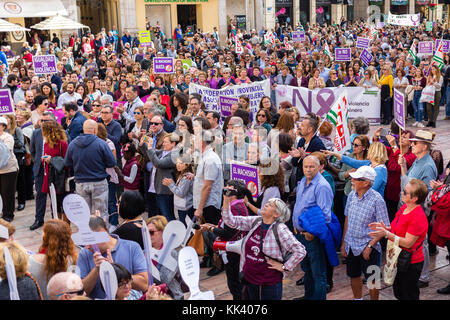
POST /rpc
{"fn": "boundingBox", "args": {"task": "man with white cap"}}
[341,166,390,300]
[399,129,437,289]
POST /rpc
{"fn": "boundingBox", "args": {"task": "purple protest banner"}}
[359,48,374,66]
[292,31,305,42]
[435,39,450,53]
[0,89,13,114]
[153,57,174,74]
[393,89,405,131]
[418,41,434,55]
[335,48,351,61]
[32,55,57,74]
[219,96,238,119]
[356,37,370,49]
[230,162,260,200]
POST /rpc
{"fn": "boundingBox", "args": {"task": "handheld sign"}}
[393,89,406,131]
[230,161,260,201]
[139,30,152,47]
[99,261,118,300]
[359,48,374,66]
[32,55,57,74]
[335,48,351,61]
[178,246,214,300]
[151,220,185,272]
[181,216,196,247]
[49,183,58,220]
[153,57,174,74]
[3,246,20,300]
[418,41,433,55]
[0,89,13,114]
[62,194,109,251]
[141,221,159,283]
[356,37,370,49]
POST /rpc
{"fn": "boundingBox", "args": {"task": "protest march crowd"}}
[0,13,450,301]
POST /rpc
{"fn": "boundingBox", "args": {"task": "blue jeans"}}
[446,86,450,117]
[156,194,175,221]
[246,281,282,300]
[177,207,194,227]
[296,234,327,300]
[108,182,118,226]
[412,91,424,122]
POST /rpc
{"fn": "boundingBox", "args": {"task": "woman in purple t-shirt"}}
[221,196,306,300]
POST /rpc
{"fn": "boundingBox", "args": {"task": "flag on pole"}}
[235,36,243,54]
[264,32,275,46]
[326,92,351,154]
[369,26,378,40]
[324,41,333,60]
[431,39,445,70]
[284,37,293,50]
[407,40,418,63]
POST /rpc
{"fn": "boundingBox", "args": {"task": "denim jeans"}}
[177,207,194,227]
[108,182,118,226]
[75,179,109,219]
[446,86,450,117]
[412,90,424,122]
[246,281,282,300]
[296,234,327,300]
[156,194,175,221]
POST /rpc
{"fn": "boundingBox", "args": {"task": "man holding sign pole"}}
[76,216,148,299]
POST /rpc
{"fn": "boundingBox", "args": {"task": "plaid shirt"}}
[221,208,306,273]
[344,188,390,256]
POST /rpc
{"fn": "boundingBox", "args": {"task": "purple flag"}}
[394,89,405,130]
[153,57,174,74]
[32,55,57,74]
[0,89,13,114]
[335,48,351,61]
[230,162,260,200]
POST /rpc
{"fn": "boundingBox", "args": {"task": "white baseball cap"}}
[349,166,376,181]
[0,117,7,126]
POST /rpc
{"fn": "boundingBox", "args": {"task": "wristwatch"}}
[281,264,287,271]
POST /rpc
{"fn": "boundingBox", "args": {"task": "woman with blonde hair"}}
[323,141,388,196]
[377,63,394,124]
[425,65,443,128]
[0,241,42,300]
[28,219,78,299]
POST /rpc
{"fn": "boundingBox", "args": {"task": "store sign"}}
[391,0,407,5]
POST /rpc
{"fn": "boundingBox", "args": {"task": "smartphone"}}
[380,128,389,141]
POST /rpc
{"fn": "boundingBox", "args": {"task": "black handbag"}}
[397,241,424,273]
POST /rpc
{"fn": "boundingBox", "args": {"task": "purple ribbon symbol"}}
[316,89,335,116]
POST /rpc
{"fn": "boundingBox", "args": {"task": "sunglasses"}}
[257,114,266,118]
[92,104,101,107]
[353,143,361,147]
[150,122,162,125]
[134,112,141,115]
[56,288,84,297]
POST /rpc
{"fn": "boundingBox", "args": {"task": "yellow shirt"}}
[378,74,393,96]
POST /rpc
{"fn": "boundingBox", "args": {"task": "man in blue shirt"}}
[293,155,333,300]
[342,166,390,300]
[77,216,148,300]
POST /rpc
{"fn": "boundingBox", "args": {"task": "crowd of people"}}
[0,16,449,301]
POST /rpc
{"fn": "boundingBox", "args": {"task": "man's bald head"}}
[83,119,98,134]
[47,272,83,300]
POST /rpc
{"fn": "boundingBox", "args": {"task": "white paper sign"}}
[178,246,214,300]
[151,220,186,272]
[49,183,58,220]
[3,246,20,300]
[62,194,109,246]
[141,221,160,282]
[99,261,118,300]
[0,225,8,240]
[182,216,196,247]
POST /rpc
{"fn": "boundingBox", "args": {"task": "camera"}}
[222,187,238,197]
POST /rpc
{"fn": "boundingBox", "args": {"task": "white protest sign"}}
[151,220,186,272]
[49,183,58,220]
[141,221,159,283]
[99,261,118,300]
[0,225,8,240]
[189,79,270,117]
[62,194,109,248]
[182,216,195,247]
[178,246,214,300]
[3,246,20,300]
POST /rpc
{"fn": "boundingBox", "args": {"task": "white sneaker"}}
[412,121,418,127]
[417,122,425,128]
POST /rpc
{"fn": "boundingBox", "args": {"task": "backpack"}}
[0,139,11,170]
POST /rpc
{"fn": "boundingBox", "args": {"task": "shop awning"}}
[30,14,90,30]
[0,0,67,18]
[0,18,29,32]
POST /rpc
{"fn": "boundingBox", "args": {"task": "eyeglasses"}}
[118,280,133,289]
[353,143,361,147]
[257,114,266,118]
[150,122,162,125]
[55,288,84,298]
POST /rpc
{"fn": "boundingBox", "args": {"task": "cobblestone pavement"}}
[9,113,450,300]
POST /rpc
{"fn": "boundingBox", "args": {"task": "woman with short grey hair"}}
[221,191,306,300]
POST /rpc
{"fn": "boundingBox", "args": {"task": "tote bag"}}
[383,235,402,285]
[419,85,435,104]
